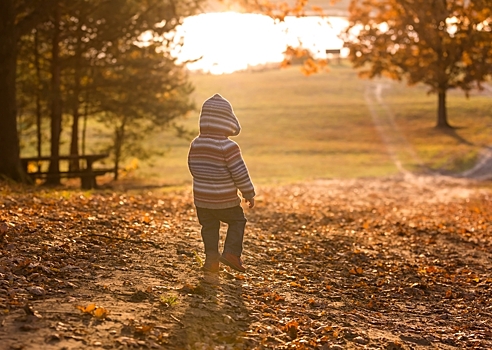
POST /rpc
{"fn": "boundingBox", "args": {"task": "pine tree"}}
[7,0,204,182]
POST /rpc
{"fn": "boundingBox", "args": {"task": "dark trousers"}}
[196,206,247,259]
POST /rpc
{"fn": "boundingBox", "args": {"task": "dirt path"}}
[454,83,492,181]
[364,81,492,181]
[1,177,491,349]
[364,81,426,176]
[458,147,492,180]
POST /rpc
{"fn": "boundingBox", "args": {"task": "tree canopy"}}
[0,0,204,182]
[343,0,492,128]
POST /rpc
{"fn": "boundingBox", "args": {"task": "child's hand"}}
[245,198,255,208]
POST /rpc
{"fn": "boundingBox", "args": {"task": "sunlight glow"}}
[173,12,348,74]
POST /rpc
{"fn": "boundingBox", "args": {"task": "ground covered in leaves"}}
[0,175,491,350]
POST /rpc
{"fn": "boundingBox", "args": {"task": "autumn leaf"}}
[418,266,440,274]
[283,320,299,340]
[93,307,108,319]
[76,303,108,319]
[142,214,151,224]
[376,279,385,287]
[76,303,96,314]
[134,323,154,334]
[349,266,363,275]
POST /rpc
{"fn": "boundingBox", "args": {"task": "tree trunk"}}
[82,99,88,156]
[69,105,80,171]
[113,121,126,181]
[34,29,43,159]
[0,0,24,181]
[46,3,63,185]
[82,69,91,156]
[436,90,451,128]
[69,23,83,172]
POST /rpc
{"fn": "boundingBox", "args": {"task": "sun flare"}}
[173,12,348,74]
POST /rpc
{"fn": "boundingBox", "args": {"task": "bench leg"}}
[81,175,96,190]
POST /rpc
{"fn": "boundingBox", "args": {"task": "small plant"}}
[159,294,178,307]
[193,250,203,267]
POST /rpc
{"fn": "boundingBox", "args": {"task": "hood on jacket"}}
[199,94,241,137]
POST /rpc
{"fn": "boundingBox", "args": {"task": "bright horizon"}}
[172,12,349,74]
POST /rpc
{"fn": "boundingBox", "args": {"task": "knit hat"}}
[199,94,241,137]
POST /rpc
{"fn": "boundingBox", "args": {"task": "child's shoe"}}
[202,258,220,273]
[219,252,246,272]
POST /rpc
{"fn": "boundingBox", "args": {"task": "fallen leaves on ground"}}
[0,175,491,349]
[76,303,109,319]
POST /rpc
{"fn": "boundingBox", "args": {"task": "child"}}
[188,93,255,273]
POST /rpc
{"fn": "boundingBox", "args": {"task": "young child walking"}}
[188,93,255,273]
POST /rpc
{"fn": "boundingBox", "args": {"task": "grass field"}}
[135,63,492,186]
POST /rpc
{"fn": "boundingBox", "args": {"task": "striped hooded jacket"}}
[188,94,255,209]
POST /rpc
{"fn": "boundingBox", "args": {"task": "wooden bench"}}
[326,49,342,64]
[21,154,114,189]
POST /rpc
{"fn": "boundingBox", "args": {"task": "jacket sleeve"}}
[224,141,255,199]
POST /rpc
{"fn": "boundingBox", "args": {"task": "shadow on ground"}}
[167,273,252,349]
